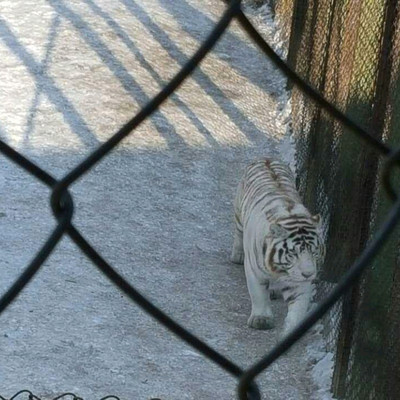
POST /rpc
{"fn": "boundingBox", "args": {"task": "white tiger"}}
[231,159,325,339]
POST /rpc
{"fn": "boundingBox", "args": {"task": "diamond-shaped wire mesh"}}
[2,0,400,399]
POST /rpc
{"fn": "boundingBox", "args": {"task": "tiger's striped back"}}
[235,159,306,230]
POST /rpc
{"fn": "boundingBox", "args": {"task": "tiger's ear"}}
[312,214,322,228]
[269,223,288,238]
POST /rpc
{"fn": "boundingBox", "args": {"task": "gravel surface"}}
[0,1,316,398]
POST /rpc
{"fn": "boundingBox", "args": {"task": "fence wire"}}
[1,1,400,399]
[274,0,400,398]
[0,390,121,400]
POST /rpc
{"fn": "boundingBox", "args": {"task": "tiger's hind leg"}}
[231,219,244,264]
[269,288,282,300]
[268,281,282,300]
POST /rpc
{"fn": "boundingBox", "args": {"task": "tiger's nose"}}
[302,272,314,278]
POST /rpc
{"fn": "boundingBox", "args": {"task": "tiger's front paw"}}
[247,314,275,330]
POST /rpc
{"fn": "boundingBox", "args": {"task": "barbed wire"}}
[1,1,399,399]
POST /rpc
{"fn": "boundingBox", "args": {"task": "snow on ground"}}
[305,325,334,400]
[0,0,325,399]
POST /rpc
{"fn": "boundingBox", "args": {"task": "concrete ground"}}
[0,0,315,398]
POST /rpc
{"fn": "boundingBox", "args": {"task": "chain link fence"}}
[2,0,400,399]
[273,0,400,398]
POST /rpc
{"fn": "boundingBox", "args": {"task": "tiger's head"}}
[263,214,325,282]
